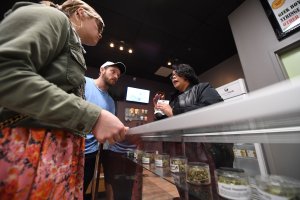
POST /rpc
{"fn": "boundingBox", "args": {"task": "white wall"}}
[229,0,300,179]
[198,54,245,88]
[229,0,300,91]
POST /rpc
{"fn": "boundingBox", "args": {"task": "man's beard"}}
[103,75,116,87]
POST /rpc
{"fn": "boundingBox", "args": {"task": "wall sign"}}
[260,0,300,40]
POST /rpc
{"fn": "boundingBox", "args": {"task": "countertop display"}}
[127,78,300,200]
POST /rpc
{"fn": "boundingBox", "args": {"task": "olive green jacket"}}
[0,2,101,137]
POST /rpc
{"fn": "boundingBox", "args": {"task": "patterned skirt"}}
[0,127,85,200]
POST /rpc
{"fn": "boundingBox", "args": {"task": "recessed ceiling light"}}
[109,42,114,48]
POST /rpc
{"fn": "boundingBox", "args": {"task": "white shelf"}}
[128,77,300,143]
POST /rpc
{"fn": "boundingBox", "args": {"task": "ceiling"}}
[2,0,246,83]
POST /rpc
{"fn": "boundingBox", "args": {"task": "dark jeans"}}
[84,151,98,200]
[101,150,140,200]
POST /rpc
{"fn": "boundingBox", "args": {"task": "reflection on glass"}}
[188,183,213,200]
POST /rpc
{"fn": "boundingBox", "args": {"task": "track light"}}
[109,40,133,54]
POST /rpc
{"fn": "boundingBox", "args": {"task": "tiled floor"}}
[142,169,179,200]
[93,169,179,200]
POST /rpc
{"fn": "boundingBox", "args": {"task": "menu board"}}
[260,0,300,40]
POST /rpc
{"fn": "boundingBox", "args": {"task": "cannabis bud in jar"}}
[255,175,300,200]
[155,153,170,168]
[186,162,211,185]
[170,156,187,173]
[215,167,251,200]
[142,151,155,164]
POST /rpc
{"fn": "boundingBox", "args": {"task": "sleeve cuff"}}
[69,101,102,135]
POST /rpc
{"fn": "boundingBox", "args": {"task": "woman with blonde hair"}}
[0,0,127,199]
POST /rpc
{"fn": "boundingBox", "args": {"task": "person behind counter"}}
[153,63,223,118]
[0,1,127,199]
[153,63,234,183]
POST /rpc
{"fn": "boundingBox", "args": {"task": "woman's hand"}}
[153,93,165,108]
[153,93,160,108]
[92,109,128,144]
[156,102,173,117]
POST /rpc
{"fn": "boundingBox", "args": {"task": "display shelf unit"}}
[129,77,300,142]
[127,77,300,199]
[128,159,223,199]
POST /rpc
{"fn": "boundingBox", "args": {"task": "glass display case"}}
[127,78,300,200]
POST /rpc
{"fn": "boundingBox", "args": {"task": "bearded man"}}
[84,61,137,200]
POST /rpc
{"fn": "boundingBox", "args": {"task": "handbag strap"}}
[0,114,28,129]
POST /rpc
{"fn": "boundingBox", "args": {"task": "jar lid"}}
[144,151,154,153]
[215,167,246,178]
[219,167,244,173]
[188,162,209,167]
[171,155,187,159]
[158,153,169,155]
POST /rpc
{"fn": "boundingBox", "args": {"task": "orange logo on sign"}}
[272,0,285,9]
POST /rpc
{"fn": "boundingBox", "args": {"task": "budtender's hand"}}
[92,109,128,144]
[153,93,160,108]
[156,103,173,117]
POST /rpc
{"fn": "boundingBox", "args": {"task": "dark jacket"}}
[170,82,223,115]
[170,83,233,169]
[156,82,233,169]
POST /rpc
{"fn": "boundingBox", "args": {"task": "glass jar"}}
[233,143,248,158]
[244,143,257,159]
[126,149,134,159]
[215,167,251,200]
[188,183,213,200]
[142,151,154,164]
[186,162,211,185]
[155,153,170,168]
[171,173,186,186]
[255,175,300,200]
[170,156,187,173]
[134,149,143,162]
